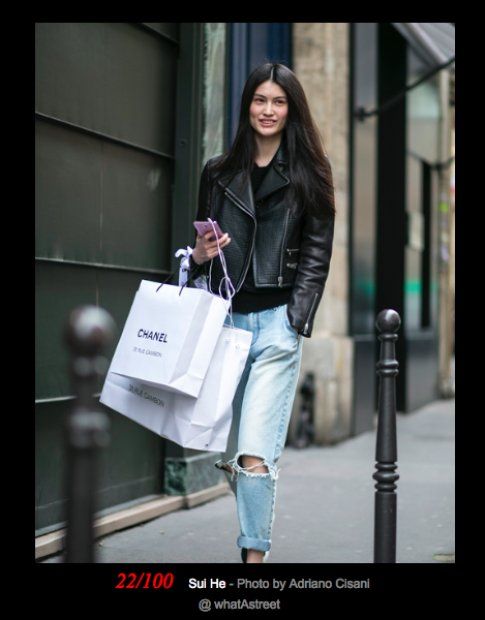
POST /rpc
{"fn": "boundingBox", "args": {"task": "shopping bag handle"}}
[156,270,193,296]
[155,255,212,296]
[155,219,236,327]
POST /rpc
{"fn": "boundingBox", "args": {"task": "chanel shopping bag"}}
[100,323,252,452]
[107,279,230,398]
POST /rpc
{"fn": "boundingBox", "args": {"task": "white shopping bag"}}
[100,323,252,452]
[108,279,231,398]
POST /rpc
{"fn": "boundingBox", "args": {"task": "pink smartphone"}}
[193,220,225,239]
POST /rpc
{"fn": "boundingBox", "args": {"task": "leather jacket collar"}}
[217,139,290,217]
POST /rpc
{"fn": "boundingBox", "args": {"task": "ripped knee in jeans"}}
[215,452,279,482]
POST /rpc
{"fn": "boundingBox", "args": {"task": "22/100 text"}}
[115,572,175,590]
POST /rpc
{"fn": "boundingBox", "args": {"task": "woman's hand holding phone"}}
[192,230,231,265]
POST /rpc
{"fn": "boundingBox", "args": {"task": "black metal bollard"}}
[373,309,401,563]
[63,306,116,563]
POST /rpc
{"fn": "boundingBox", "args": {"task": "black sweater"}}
[230,160,292,314]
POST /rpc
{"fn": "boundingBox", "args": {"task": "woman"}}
[188,63,336,563]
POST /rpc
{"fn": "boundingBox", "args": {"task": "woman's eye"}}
[253,97,286,105]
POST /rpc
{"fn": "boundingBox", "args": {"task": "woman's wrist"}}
[191,250,202,266]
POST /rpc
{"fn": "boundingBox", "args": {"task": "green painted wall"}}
[35,23,180,533]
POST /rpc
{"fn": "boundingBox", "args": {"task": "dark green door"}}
[35,23,180,534]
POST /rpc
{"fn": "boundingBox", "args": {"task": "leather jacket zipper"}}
[278,209,290,287]
[224,189,256,292]
[303,292,319,335]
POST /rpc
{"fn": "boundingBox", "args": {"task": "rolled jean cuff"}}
[237,535,271,553]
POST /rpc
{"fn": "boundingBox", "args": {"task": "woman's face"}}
[249,80,288,138]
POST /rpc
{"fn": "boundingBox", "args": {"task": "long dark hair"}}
[212,63,336,218]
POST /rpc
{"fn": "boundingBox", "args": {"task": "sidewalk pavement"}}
[42,398,454,564]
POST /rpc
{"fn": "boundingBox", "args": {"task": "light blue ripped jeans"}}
[215,302,304,560]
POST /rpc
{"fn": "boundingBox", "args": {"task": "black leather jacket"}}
[188,142,335,338]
